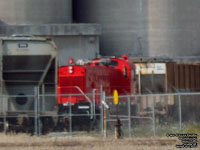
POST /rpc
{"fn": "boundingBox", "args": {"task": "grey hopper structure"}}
[0,36,58,115]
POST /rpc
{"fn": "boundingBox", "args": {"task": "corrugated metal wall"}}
[166,63,200,92]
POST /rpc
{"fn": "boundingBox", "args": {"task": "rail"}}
[58,86,94,119]
[74,86,94,119]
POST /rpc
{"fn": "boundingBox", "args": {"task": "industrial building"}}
[0,0,101,122]
[1,0,200,60]
[0,0,200,94]
[0,0,100,66]
[0,0,200,135]
[74,0,200,58]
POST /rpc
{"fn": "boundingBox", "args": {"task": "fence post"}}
[178,94,182,130]
[92,89,96,119]
[152,96,156,136]
[69,95,72,137]
[3,95,6,133]
[100,85,104,136]
[103,92,107,137]
[37,87,41,136]
[34,87,39,136]
[128,95,131,137]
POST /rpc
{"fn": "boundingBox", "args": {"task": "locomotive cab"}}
[108,56,137,95]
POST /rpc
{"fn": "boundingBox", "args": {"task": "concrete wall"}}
[0,0,101,67]
[74,0,148,57]
[74,0,200,58]
[53,36,99,66]
[148,0,200,57]
[0,0,72,24]
[0,24,101,66]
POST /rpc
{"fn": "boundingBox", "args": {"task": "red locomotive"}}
[57,55,137,118]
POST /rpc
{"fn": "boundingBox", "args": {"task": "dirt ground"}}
[0,134,198,150]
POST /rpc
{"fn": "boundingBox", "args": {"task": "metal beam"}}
[4,80,55,85]
[38,57,54,87]
[4,80,39,83]
[3,70,44,73]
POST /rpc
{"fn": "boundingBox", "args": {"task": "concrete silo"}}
[0,0,72,24]
[74,0,148,57]
[74,0,200,58]
[0,0,100,65]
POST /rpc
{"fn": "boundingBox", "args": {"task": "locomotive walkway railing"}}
[58,86,94,120]
[74,86,94,119]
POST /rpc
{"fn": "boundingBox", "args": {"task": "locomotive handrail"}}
[59,86,94,119]
[74,86,94,119]
[73,86,91,102]
[58,86,92,102]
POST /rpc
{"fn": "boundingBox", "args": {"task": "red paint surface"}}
[58,57,137,105]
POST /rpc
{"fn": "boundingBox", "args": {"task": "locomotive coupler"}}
[114,118,122,139]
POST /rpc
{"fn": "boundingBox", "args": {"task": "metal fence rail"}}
[0,90,200,137]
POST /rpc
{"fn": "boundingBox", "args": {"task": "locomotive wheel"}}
[63,117,69,131]
[0,118,3,132]
[90,118,98,131]
[72,116,91,132]
[56,116,70,132]
[41,117,54,134]
[7,118,18,133]
[5,120,9,133]
[22,117,34,134]
[56,116,65,131]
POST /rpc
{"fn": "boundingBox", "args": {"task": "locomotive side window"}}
[110,61,118,66]
[123,66,127,78]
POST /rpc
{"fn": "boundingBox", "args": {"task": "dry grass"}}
[0,133,198,150]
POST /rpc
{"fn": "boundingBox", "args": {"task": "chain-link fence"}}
[0,90,200,137]
[105,93,200,137]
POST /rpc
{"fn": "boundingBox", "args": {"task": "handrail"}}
[59,86,94,119]
[74,86,92,103]
[74,86,93,119]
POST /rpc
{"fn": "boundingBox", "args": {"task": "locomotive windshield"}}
[110,61,118,66]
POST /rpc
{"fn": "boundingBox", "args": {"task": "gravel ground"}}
[0,134,198,150]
